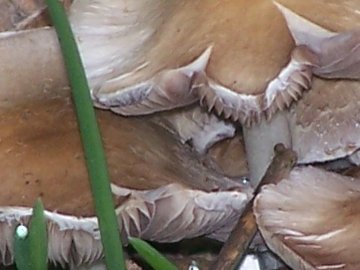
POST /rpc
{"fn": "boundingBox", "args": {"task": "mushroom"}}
[282,3,360,166]
[72,0,314,120]
[71,0,316,127]
[254,166,360,270]
[1,1,360,267]
[0,11,236,157]
[0,12,251,264]
[0,81,252,268]
[69,0,360,186]
[2,0,360,179]
[244,0,360,183]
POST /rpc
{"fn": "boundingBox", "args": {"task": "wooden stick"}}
[210,144,297,270]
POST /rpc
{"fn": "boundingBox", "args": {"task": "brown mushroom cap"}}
[0,88,247,211]
[276,0,360,31]
[69,0,360,130]
[71,0,318,125]
[254,166,360,270]
[71,0,292,96]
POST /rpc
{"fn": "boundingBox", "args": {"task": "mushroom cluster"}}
[1,0,360,269]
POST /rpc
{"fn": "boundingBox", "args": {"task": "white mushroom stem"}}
[243,111,292,186]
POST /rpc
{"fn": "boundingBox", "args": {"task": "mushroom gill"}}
[254,166,360,270]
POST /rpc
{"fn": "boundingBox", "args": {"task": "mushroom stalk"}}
[243,111,292,186]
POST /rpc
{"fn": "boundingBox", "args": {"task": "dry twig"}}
[211,144,297,270]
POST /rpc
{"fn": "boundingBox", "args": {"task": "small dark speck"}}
[20,110,31,121]
[25,181,30,185]
[177,28,181,33]
[35,179,40,184]
[39,192,44,197]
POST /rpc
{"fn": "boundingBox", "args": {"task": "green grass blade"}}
[45,1,126,269]
[129,237,178,270]
[29,199,48,270]
[14,199,48,270]
[14,228,30,270]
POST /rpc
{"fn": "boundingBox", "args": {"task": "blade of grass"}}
[44,1,126,269]
[14,199,48,270]
[129,237,178,270]
[14,228,30,270]
[29,199,48,270]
